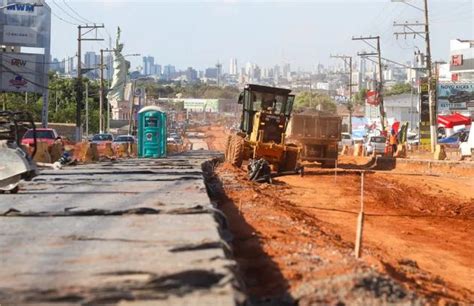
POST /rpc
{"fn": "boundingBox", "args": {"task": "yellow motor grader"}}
[225,84,302,179]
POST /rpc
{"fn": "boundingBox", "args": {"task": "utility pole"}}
[85,81,89,136]
[353,36,386,132]
[128,80,139,136]
[393,0,436,151]
[330,54,355,134]
[76,24,104,142]
[99,49,104,133]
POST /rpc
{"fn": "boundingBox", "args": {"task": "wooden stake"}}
[355,171,365,258]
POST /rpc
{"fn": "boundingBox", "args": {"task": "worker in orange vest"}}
[389,129,398,155]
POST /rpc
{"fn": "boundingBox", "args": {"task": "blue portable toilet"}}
[138,106,167,158]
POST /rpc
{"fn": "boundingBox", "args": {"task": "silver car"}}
[365,136,386,155]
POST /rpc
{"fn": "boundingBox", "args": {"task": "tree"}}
[294,92,337,113]
[385,83,412,96]
[354,88,367,106]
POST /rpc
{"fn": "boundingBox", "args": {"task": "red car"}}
[21,128,59,147]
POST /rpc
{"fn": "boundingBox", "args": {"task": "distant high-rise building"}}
[273,65,281,77]
[50,58,61,73]
[185,67,198,83]
[229,58,238,75]
[205,67,218,78]
[245,62,253,77]
[84,51,99,79]
[163,65,176,80]
[105,54,114,81]
[282,63,291,79]
[143,56,155,76]
[65,56,75,75]
[151,64,162,76]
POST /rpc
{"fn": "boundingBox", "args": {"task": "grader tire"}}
[229,136,244,168]
[224,135,232,161]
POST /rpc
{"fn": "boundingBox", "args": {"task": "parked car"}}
[407,134,420,146]
[365,136,386,155]
[21,128,59,147]
[438,130,469,148]
[113,135,136,144]
[91,133,114,144]
[167,137,178,145]
[338,132,354,150]
[447,91,472,103]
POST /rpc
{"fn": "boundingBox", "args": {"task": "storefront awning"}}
[438,113,472,128]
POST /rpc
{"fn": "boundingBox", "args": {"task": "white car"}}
[365,136,387,155]
[339,133,354,150]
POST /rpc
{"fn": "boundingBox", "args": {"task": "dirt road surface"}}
[206,125,474,304]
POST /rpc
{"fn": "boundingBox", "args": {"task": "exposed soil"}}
[205,125,474,304]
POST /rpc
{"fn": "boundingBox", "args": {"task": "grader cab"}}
[225,84,301,175]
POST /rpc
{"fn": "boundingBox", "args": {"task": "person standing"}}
[390,129,398,154]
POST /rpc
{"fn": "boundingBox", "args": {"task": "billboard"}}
[0,0,51,126]
[437,82,474,114]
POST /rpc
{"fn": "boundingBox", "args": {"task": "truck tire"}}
[229,135,244,168]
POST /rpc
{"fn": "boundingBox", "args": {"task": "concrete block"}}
[341,145,349,156]
[33,142,51,164]
[98,143,114,157]
[434,145,447,161]
[50,143,63,162]
[130,143,138,157]
[115,143,129,158]
[74,142,99,163]
[353,144,364,157]
[394,144,407,158]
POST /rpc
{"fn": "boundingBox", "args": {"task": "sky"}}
[49,0,473,72]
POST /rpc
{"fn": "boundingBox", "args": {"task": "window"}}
[24,130,55,139]
[145,117,159,127]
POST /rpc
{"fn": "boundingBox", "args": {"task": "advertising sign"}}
[2,25,37,45]
[0,1,50,96]
[1,53,39,73]
[366,90,381,106]
[437,82,474,114]
[5,2,39,16]
[183,99,219,113]
[1,72,41,93]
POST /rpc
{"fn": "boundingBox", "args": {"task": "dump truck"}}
[286,112,342,168]
[225,84,301,177]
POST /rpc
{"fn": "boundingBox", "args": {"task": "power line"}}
[62,0,93,24]
[50,0,85,24]
[44,0,79,26]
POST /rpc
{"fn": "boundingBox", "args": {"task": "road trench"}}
[203,126,474,304]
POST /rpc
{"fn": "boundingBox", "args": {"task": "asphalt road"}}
[0,151,237,305]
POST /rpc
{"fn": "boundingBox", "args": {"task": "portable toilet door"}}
[138,106,167,158]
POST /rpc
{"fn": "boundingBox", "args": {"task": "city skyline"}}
[50,1,472,72]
